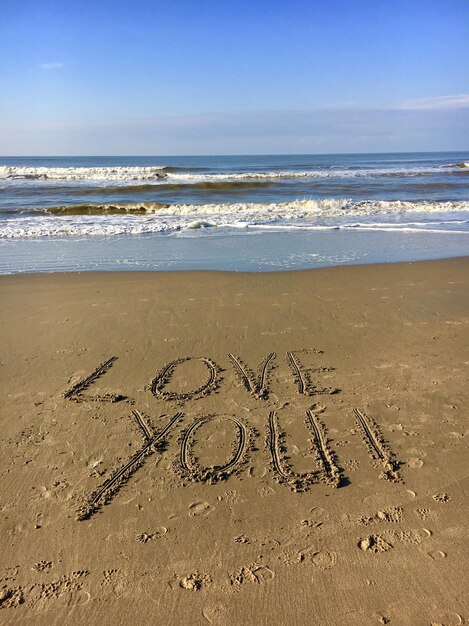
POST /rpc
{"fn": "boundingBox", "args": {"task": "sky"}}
[0,0,468,155]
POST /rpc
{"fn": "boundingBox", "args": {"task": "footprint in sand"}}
[188,501,214,518]
[429,609,465,626]
[31,561,53,573]
[359,534,393,553]
[202,603,226,624]
[0,566,19,583]
[228,563,275,590]
[248,466,268,478]
[359,528,430,553]
[136,527,167,543]
[310,551,338,570]
[28,570,90,611]
[343,459,360,471]
[179,572,212,591]
[407,457,424,469]
[415,507,439,521]
[358,506,403,525]
[101,569,119,586]
[428,550,447,560]
[56,589,91,608]
[278,549,304,566]
[433,493,451,503]
[0,586,24,609]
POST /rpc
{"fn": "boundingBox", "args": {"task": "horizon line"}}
[1,149,468,159]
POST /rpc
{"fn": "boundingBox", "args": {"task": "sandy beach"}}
[1,257,468,625]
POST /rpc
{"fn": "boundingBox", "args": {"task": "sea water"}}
[0,152,468,273]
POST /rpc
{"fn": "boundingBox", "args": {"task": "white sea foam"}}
[40,197,469,217]
[165,166,448,182]
[0,164,455,184]
[0,165,168,181]
[1,216,467,239]
[1,198,468,238]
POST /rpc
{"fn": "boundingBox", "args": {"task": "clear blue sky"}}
[1,0,468,154]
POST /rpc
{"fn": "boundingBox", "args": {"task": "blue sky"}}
[1,0,468,154]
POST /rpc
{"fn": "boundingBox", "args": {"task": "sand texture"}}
[1,258,468,625]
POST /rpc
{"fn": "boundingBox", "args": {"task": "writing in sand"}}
[63,352,402,521]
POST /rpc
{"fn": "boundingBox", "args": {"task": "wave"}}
[42,203,170,215]
[1,198,468,238]
[0,180,274,198]
[166,167,452,182]
[0,165,171,181]
[72,180,274,195]
[2,216,467,239]
[32,198,469,217]
[0,164,461,184]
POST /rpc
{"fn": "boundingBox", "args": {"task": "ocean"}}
[0,152,468,273]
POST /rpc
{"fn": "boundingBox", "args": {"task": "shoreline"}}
[0,253,468,280]
[1,228,469,275]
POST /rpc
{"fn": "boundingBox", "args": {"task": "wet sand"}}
[1,258,468,625]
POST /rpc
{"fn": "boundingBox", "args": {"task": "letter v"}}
[227,352,276,400]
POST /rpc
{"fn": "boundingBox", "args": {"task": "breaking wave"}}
[0,165,172,181]
[36,198,469,217]
[43,203,171,215]
[165,167,454,182]
[1,164,463,184]
[1,198,468,238]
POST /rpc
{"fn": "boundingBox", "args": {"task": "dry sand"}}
[1,258,468,625]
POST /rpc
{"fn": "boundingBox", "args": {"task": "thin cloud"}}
[396,94,469,110]
[2,102,468,154]
[41,62,64,70]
